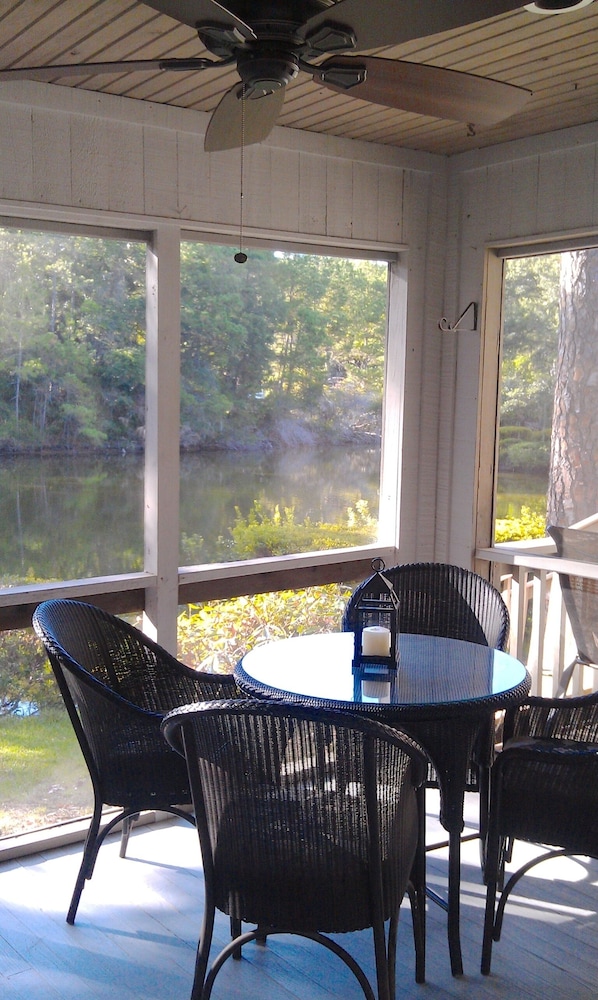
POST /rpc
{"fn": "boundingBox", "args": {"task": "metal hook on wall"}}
[438,301,478,333]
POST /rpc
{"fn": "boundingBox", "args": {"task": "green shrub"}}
[499,439,550,474]
[230,499,377,558]
[495,505,547,542]
[177,583,353,673]
[0,629,60,714]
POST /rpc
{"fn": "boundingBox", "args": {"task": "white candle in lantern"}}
[361,625,391,656]
[362,679,391,703]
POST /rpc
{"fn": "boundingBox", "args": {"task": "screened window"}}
[178,242,389,566]
[0,226,146,586]
[495,245,598,542]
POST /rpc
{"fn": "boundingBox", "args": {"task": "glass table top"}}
[238,631,529,708]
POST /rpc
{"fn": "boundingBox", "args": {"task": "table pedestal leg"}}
[425,829,464,977]
[447,830,463,976]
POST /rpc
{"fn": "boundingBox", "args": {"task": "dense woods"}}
[500,253,560,477]
[502,248,598,528]
[0,229,387,454]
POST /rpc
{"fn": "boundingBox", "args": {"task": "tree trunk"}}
[548,249,598,526]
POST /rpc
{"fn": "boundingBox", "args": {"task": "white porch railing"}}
[477,535,598,698]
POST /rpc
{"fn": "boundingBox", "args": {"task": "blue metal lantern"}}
[351,557,400,680]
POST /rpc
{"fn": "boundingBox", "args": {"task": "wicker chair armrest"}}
[501,734,598,760]
[504,692,598,743]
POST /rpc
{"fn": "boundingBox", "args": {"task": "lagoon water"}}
[0,452,546,588]
[0,447,381,586]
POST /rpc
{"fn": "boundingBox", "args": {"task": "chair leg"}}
[555,656,579,697]
[119,813,139,858]
[481,877,497,975]
[67,797,104,924]
[369,911,389,1000]
[191,899,217,1000]
[478,765,490,871]
[411,784,426,984]
[230,917,242,960]
[406,883,425,986]
[388,911,399,1000]
[68,805,142,923]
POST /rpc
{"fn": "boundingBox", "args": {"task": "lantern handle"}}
[371,556,386,573]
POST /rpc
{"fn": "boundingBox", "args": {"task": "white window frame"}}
[475,234,598,561]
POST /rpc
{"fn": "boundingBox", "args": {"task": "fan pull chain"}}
[234,90,248,264]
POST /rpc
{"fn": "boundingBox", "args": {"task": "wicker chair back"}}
[162,699,428,1000]
[32,598,240,923]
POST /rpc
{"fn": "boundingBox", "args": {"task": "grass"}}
[0,709,92,837]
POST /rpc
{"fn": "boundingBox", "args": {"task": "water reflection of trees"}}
[1,447,381,584]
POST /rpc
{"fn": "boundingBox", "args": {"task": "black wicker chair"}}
[32,598,242,924]
[342,562,510,845]
[547,524,598,695]
[162,700,429,1000]
[481,687,598,974]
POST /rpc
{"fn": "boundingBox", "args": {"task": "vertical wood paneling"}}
[435,170,462,562]
[377,165,405,245]
[175,131,212,221]
[0,84,426,246]
[563,143,598,231]
[70,114,144,213]
[536,150,570,233]
[325,157,353,239]
[268,147,301,234]
[297,151,327,234]
[444,165,489,564]
[31,108,71,205]
[205,146,243,228]
[485,161,515,240]
[0,104,33,200]
[415,169,451,560]
[396,167,446,561]
[143,126,180,218]
[507,155,540,237]
[351,160,380,241]
[243,145,273,231]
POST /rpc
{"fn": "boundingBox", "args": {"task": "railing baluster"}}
[477,541,598,697]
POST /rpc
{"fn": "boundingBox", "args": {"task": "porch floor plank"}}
[1,794,597,1000]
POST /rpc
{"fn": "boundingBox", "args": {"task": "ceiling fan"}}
[0,0,592,151]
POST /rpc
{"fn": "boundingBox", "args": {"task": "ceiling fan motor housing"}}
[237,45,299,97]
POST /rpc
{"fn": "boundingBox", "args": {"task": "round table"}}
[235,631,530,976]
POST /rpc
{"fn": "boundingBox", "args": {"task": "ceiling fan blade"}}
[204,86,285,151]
[142,0,255,37]
[315,56,531,126]
[0,58,215,82]
[302,0,527,52]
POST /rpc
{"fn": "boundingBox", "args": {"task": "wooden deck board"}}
[1,796,597,1000]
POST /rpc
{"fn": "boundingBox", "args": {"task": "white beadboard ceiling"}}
[1,1,598,155]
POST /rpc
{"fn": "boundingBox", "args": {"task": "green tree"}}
[180,243,280,443]
[270,253,330,405]
[0,229,145,450]
[501,254,560,431]
[0,231,387,452]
